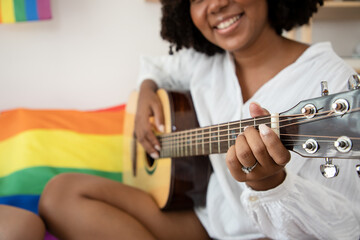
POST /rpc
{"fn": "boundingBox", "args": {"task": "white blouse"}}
[137,42,360,240]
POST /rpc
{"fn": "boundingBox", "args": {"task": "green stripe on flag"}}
[0,167,123,196]
[14,0,26,22]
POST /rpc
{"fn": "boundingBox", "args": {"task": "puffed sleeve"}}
[137,48,203,91]
[240,172,360,240]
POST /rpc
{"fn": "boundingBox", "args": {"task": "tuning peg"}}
[356,164,360,178]
[320,158,339,178]
[348,74,360,90]
[321,81,329,96]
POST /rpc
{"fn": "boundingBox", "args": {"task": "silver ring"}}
[241,161,258,174]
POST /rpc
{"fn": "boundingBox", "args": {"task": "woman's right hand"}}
[134,80,165,159]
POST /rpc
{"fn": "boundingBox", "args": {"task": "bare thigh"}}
[0,205,45,240]
[39,173,210,240]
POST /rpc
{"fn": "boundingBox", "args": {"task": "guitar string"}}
[157,107,360,152]
[159,135,360,157]
[160,113,299,138]
[159,107,358,141]
[161,135,360,147]
[159,138,360,155]
[159,107,360,142]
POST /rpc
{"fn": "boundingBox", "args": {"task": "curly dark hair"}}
[160,0,323,56]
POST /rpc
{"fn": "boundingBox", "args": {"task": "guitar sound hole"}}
[146,153,155,168]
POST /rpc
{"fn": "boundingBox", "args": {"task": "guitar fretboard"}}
[158,116,275,158]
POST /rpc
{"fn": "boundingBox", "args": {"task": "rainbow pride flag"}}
[0,105,125,239]
[0,0,51,23]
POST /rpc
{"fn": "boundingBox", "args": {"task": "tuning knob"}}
[301,104,317,119]
[331,99,349,114]
[348,74,360,90]
[321,81,329,96]
[334,136,352,153]
[302,139,319,154]
[320,158,339,178]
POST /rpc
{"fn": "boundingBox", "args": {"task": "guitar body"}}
[123,89,212,210]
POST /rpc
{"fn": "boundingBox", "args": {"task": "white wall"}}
[0,0,167,111]
[312,6,360,58]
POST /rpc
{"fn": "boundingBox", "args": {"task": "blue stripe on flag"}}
[0,195,40,214]
[25,0,39,21]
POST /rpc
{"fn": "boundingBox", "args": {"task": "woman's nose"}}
[208,0,230,14]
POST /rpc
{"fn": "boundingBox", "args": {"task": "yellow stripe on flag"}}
[1,0,15,23]
[0,129,124,178]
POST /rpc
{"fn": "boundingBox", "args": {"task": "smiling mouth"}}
[215,13,244,30]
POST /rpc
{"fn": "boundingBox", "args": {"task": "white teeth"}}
[217,15,240,30]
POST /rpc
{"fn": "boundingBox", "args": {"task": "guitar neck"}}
[158,115,278,158]
[155,85,360,160]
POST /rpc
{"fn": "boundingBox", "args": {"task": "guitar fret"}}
[189,131,192,156]
[174,135,176,156]
[174,136,176,157]
[254,117,260,130]
[183,132,186,157]
[209,128,212,154]
[227,123,230,149]
[181,133,183,157]
[203,128,209,155]
[179,133,184,157]
[218,124,221,153]
[240,120,242,134]
[185,132,188,156]
[219,125,227,153]
[229,123,238,146]
[175,134,178,157]
[210,128,218,154]
[170,135,173,157]
[176,133,179,157]
[179,134,181,157]
[184,132,186,157]
[195,130,198,155]
[172,134,175,157]
[202,129,205,155]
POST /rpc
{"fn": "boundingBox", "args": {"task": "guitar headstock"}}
[280,80,360,160]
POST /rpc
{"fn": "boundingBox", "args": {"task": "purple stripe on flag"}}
[36,0,51,20]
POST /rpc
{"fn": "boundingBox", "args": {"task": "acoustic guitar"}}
[123,81,360,210]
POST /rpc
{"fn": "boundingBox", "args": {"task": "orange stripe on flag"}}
[0,107,125,141]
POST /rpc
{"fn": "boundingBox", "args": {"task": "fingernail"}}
[150,152,159,159]
[243,126,249,132]
[259,124,271,136]
[158,124,165,133]
[155,145,161,151]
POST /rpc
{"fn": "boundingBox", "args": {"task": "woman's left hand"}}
[225,102,291,191]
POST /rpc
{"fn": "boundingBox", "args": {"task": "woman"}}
[39,0,360,239]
